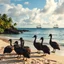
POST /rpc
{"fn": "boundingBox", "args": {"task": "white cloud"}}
[40,0,57,14]
[0,4,12,14]
[0,0,10,4]
[54,2,64,14]
[39,0,64,28]
[0,0,64,28]
[24,2,29,5]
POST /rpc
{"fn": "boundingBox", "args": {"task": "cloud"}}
[24,2,29,5]
[0,4,12,14]
[0,0,10,4]
[54,2,64,14]
[40,0,57,14]
[39,0,64,28]
[0,0,64,28]
[6,4,41,27]
[0,0,58,28]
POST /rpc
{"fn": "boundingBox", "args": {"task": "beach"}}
[0,0,64,63]
[0,38,64,64]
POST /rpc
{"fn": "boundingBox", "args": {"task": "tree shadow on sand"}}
[0,52,62,64]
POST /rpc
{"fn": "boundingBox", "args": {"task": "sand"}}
[0,39,64,64]
[0,40,9,47]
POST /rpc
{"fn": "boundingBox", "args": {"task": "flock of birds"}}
[3,34,60,61]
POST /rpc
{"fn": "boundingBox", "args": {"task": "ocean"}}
[0,28,64,46]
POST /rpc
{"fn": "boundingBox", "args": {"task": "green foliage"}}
[14,23,17,26]
[8,17,12,22]
[0,28,4,33]
[0,14,17,33]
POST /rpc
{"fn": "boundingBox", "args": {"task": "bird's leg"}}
[52,49,56,53]
[17,55,20,58]
[41,53,46,56]
[23,56,25,61]
[17,55,21,59]
[43,53,46,56]
[54,49,56,53]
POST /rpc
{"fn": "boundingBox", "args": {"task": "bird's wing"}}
[52,41,60,48]
[43,45,50,50]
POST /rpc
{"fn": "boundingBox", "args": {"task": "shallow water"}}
[0,28,64,45]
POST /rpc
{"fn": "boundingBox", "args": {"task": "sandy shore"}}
[0,38,64,64]
[0,40,9,50]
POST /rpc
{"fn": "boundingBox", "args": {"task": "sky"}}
[0,0,64,28]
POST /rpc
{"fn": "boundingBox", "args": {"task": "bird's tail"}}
[58,47,60,50]
[26,53,30,58]
[48,51,50,54]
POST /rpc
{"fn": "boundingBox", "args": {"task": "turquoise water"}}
[0,28,64,45]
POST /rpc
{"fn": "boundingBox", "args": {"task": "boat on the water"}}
[36,25,42,28]
[53,24,59,28]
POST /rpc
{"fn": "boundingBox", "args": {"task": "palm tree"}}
[14,23,17,26]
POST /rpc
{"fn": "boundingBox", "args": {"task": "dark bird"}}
[49,34,60,53]
[14,41,30,61]
[9,39,12,46]
[19,37,31,54]
[33,35,42,53]
[3,39,13,54]
[40,37,50,54]
[14,41,23,58]
[19,37,24,47]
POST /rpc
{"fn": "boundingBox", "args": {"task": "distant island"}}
[0,14,29,34]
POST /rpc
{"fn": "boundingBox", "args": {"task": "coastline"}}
[0,37,64,64]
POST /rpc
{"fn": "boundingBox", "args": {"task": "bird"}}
[49,34,60,53]
[40,37,50,55]
[14,41,30,61]
[22,47,30,61]
[14,41,23,58]
[19,37,31,54]
[33,35,42,53]
[3,39,13,54]
[9,39,12,46]
[19,37,24,47]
